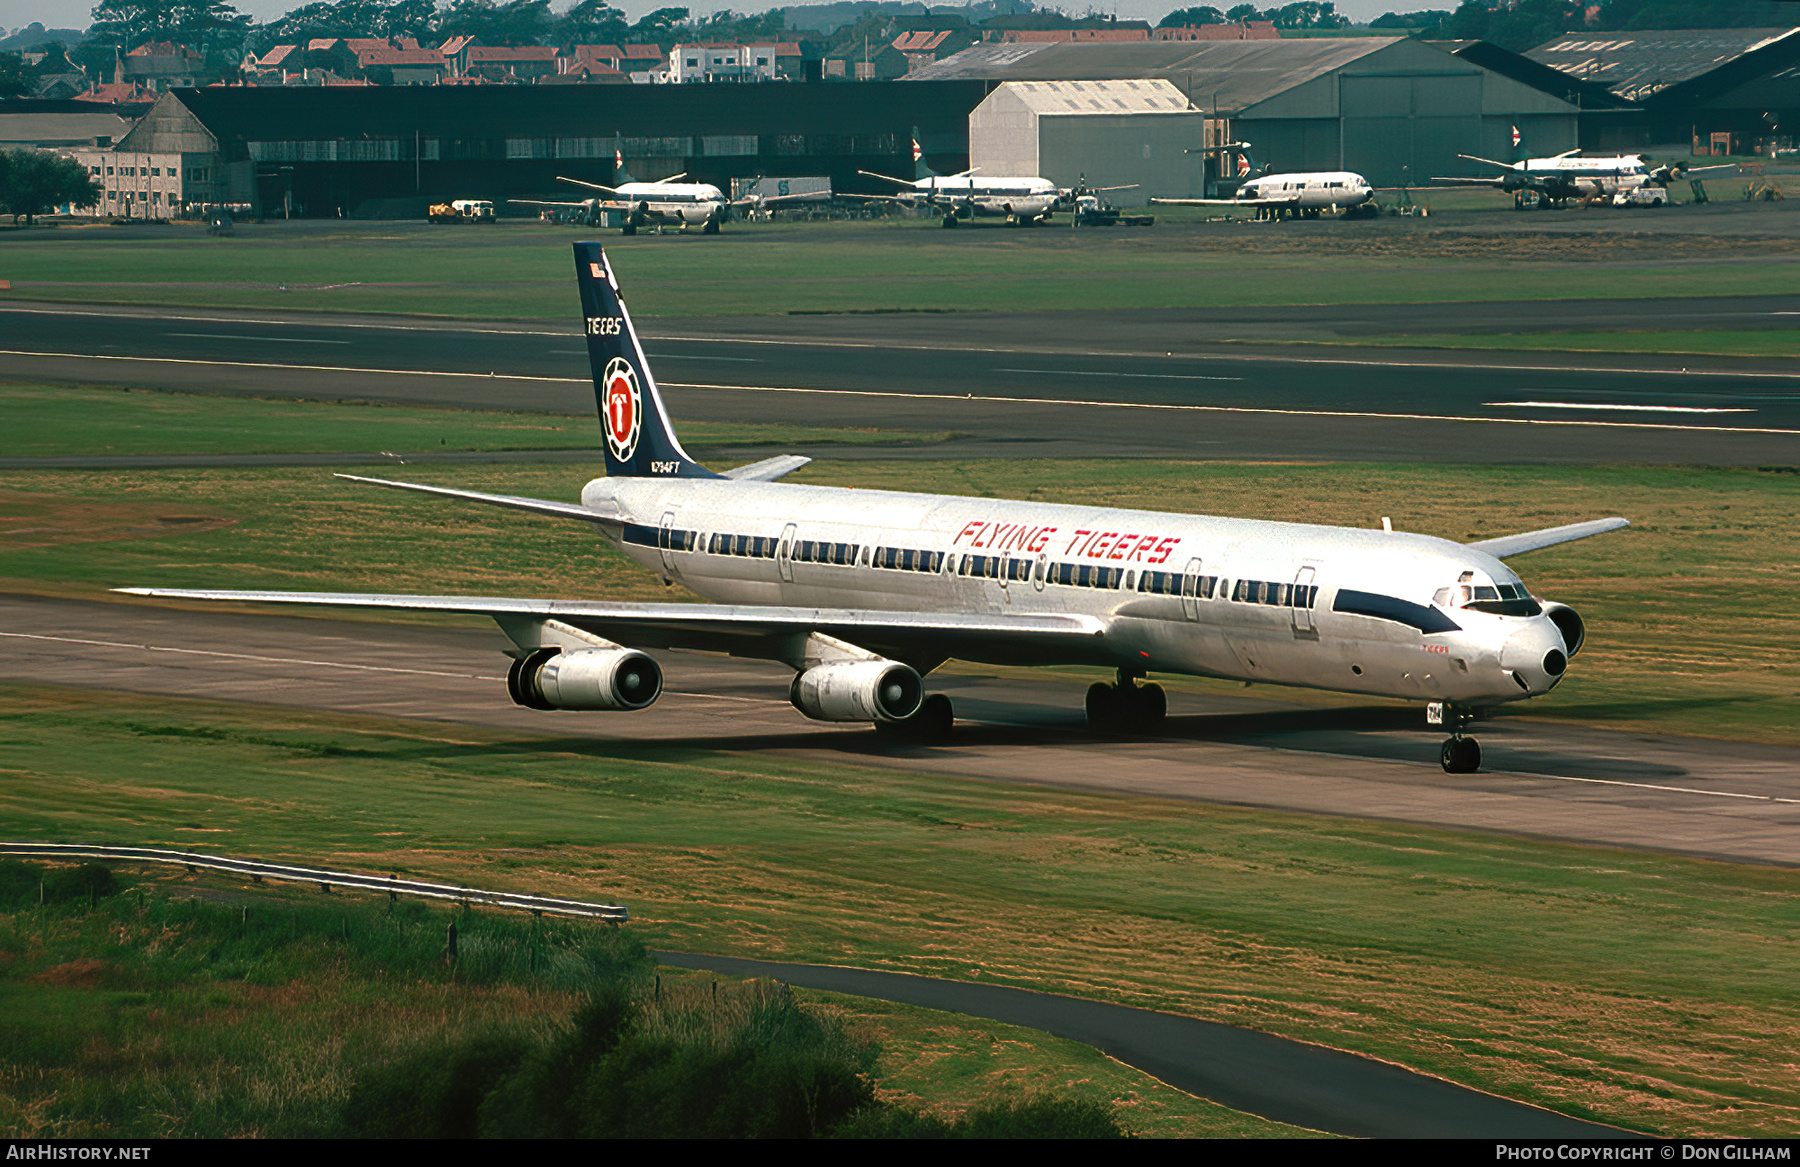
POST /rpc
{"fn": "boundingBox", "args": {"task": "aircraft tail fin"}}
[573,242,721,480]
[612,133,636,184]
[912,127,939,180]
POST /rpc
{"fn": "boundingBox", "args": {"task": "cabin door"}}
[1180,557,1205,621]
[659,511,677,576]
[1291,565,1318,638]
[776,523,797,583]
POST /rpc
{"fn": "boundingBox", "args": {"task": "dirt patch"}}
[0,490,236,548]
[32,958,108,987]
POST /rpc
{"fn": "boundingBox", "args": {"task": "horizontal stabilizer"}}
[334,474,622,523]
[1466,517,1629,558]
[721,454,813,482]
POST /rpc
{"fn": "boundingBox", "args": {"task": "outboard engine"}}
[508,647,662,711]
[790,660,922,723]
[1539,601,1585,657]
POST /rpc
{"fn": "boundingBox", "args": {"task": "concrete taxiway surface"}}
[7,594,1794,867]
[3,299,1797,465]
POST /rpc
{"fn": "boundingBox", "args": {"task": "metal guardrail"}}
[1,842,627,922]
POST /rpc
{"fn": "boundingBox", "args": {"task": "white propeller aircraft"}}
[123,243,1628,774]
[1432,127,1735,207]
[1151,170,1376,218]
[510,148,826,235]
[846,135,1081,227]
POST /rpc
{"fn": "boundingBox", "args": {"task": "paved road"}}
[653,951,1621,1138]
[3,300,1796,465]
[6,594,1794,866]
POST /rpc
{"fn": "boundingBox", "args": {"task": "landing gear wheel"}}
[875,693,954,742]
[702,217,720,235]
[942,213,959,228]
[1440,736,1481,774]
[1127,681,1167,730]
[621,222,637,236]
[1085,682,1120,732]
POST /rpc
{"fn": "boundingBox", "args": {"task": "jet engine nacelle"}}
[789,660,922,723]
[1540,601,1585,657]
[509,647,662,711]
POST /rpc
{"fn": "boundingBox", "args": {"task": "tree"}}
[439,0,554,45]
[0,149,102,225]
[380,0,440,40]
[173,0,251,62]
[1158,7,1226,27]
[87,0,183,49]
[0,52,31,96]
[1370,9,1452,32]
[626,6,688,43]
[555,0,628,46]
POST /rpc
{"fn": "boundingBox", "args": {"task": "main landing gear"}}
[1431,702,1481,773]
[874,692,955,742]
[1086,669,1167,734]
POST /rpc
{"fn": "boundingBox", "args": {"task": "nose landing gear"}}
[1429,702,1482,773]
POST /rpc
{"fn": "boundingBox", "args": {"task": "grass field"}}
[0,860,1298,1138]
[0,383,955,459]
[4,216,1798,329]
[3,684,1796,1137]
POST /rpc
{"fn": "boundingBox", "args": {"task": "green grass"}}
[3,218,1797,320]
[1355,329,1800,358]
[0,382,955,459]
[3,451,1793,745]
[2,684,1796,1137]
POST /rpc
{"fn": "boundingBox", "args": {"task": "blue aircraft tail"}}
[573,242,721,479]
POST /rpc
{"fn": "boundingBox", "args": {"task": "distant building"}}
[121,42,205,91]
[970,78,1208,204]
[668,42,801,83]
[1153,22,1279,42]
[1525,27,1800,152]
[910,37,1579,187]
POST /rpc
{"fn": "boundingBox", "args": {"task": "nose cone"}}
[1502,620,1571,695]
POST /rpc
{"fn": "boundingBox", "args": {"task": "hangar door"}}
[1340,72,1480,187]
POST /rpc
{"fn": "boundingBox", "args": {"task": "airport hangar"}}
[74,36,1579,219]
[95,81,993,219]
[911,37,1580,193]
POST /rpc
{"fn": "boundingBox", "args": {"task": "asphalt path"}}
[652,951,1620,1138]
[3,300,1797,465]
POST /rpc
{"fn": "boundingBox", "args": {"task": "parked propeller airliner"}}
[1151,170,1377,218]
[124,243,1627,773]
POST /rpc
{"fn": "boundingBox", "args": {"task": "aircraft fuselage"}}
[585,475,1572,706]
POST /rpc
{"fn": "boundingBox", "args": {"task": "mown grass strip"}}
[2,684,1795,1137]
[3,220,1797,325]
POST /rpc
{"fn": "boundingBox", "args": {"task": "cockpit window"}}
[1434,579,1541,617]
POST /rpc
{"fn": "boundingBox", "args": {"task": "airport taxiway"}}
[3,298,1798,465]
[7,594,1794,867]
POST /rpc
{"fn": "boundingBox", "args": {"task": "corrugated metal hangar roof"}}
[905,38,1401,113]
[1525,27,1800,101]
[996,79,1193,115]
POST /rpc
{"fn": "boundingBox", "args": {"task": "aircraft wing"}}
[508,199,592,209]
[112,589,1109,668]
[1149,195,1300,207]
[1465,517,1629,558]
[332,474,624,523]
[721,454,812,482]
[557,175,621,195]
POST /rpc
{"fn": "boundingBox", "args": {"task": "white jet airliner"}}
[124,243,1628,774]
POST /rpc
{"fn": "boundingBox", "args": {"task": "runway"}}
[3,299,1798,465]
[7,594,1795,867]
